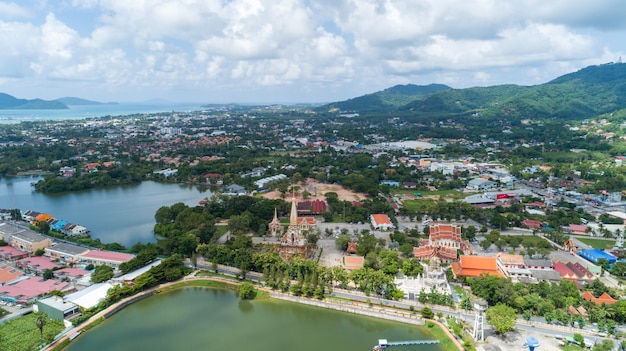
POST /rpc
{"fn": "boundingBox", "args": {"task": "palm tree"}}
[35,315,46,339]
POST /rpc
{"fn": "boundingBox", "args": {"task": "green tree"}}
[236,282,257,300]
[91,265,114,283]
[42,269,54,280]
[420,307,434,319]
[486,304,517,334]
[573,333,584,348]
[35,314,47,339]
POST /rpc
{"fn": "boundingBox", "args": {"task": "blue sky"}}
[0,0,625,103]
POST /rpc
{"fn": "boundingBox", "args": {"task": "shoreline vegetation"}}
[46,275,462,351]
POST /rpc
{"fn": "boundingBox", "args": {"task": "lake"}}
[65,288,443,351]
[0,177,212,246]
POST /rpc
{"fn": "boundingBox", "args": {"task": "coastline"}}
[46,276,463,351]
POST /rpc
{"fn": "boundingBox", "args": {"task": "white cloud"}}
[1,0,625,101]
[0,2,31,19]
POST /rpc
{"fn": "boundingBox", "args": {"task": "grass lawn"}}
[215,225,229,237]
[577,237,615,250]
[401,198,436,212]
[452,285,465,295]
[516,235,551,247]
[424,321,466,351]
[0,313,65,351]
[392,189,464,200]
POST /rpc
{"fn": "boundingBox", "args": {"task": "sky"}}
[0,0,625,104]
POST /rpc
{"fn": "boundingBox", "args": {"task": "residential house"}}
[223,184,247,196]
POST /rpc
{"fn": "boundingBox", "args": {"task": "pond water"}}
[65,288,443,351]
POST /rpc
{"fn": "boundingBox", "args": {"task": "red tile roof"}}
[0,246,28,259]
[81,250,134,263]
[17,256,61,271]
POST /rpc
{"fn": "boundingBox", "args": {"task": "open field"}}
[577,237,615,250]
[260,178,368,202]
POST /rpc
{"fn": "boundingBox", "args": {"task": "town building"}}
[45,243,90,264]
[0,277,69,304]
[16,256,61,273]
[36,296,80,321]
[65,282,114,309]
[581,291,618,305]
[370,214,394,231]
[0,264,23,286]
[79,250,135,269]
[53,268,91,282]
[9,230,52,253]
[0,246,28,261]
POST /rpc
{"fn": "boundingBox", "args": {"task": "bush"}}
[236,282,257,300]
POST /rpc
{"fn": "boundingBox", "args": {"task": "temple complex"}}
[271,194,313,260]
[413,223,473,263]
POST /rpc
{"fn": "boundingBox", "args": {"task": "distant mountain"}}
[320,62,626,120]
[0,93,68,109]
[55,97,119,105]
[319,83,452,113]
[400,62,626,120]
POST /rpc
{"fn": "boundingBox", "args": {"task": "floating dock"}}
[373,338,440,349]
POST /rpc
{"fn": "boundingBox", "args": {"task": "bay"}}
[0,103,203,124]
[65,288,443,351]
[0,177,212,246]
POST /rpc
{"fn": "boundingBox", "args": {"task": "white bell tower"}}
[473,299,488,341]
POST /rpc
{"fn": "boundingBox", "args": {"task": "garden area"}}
[0,313,65,351]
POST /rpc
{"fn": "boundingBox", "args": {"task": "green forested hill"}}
[320,83,451,113]
[327,62,626,120]
[400,62,626,119]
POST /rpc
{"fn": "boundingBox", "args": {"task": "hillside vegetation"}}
[320,83,451,113]
[326,62,626,121]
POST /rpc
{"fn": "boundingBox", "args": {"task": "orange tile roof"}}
[0,264,24,284]
[344,256,364,270]
[371,214,391,225]
[451,256,505,278]
[34,213,53,222]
